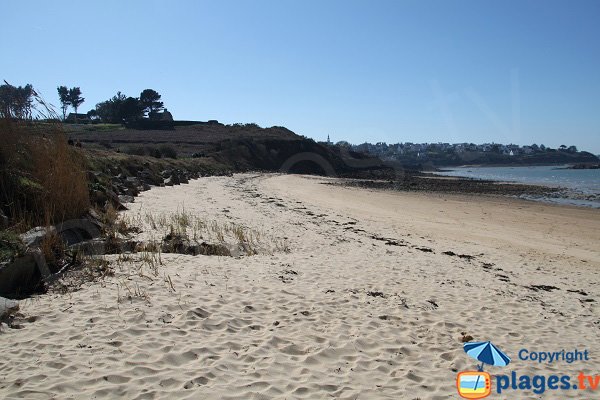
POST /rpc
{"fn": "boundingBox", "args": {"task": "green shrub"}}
[123,146,147,156]
[159,145,177,159]
[146,146,162,158]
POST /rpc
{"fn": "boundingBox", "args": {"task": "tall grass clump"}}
[0,85,89,229]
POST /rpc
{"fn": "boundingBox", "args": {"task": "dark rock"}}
[106,190,127,210]
[0,296,19,319]
[195,242,231,256]
[138,169,162,186]
[20,227,56,248]
[126,185,140,196]
[0,253,45,298]
[55,219,102,246]
[161,233,230,256]
[116,182,138,196]
[124,177,141,188]
[170,173,181,185]
[118,195,135,204]
[114,184,126,195]
[164,174,181,186]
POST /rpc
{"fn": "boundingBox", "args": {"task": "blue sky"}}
[3,0,599,153]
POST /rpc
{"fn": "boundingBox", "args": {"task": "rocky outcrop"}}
[0,218,103,299]
[89,166,200,208]
[569,163,600,170]
[0,297,19,320]
[161,232,230,256]
[0,252,46,299]
[20,226,57,248]
[161,169,193,186]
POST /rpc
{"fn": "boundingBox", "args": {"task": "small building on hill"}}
[65,113,90,123]
[149,109,173,121]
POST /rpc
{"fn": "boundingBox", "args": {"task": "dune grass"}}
[0,116,89,231]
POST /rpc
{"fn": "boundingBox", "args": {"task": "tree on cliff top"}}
[0,83,34,119]
[139,89,164,117]
[57,86,70,120]
[68,87,85,121]
[94,92,143,123]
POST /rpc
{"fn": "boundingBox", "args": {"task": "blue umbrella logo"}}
[463,341,511,393]
[464,341,511,370]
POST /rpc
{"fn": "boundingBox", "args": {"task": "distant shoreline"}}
[438,162,600,169]
[432,165,600,209]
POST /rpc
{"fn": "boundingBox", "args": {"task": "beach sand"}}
[1,173,599,399]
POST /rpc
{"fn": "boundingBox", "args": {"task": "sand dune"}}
[1,173,598,399]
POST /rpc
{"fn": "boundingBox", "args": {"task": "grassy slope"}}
[69,123,391,177]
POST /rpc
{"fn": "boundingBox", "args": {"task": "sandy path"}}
[1,173,598,399]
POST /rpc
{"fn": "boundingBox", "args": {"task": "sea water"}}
[435,165,600,208]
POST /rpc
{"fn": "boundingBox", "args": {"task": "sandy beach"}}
[1,173,599,399]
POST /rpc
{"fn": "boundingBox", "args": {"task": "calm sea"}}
[435,165,600,208]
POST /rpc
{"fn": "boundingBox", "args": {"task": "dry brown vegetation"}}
[87,205,292,263]
[0,119,89,230]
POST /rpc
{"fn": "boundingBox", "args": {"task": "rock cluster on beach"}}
[0,165,241,298]
[88,167,202,209]
[335,173,562,197]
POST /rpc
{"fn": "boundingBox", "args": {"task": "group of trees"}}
[90,89,165,124]
[1,82,168,125]
[51,86,167,124]
[0,83,34,119]
[0,82,86,121]
[57,86,85,120]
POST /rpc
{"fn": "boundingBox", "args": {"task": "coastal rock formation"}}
[0,252,46,298]
[1,218,103,298]
[20,227,57,248]
[161,232,231,256]
[570,163,600,169]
